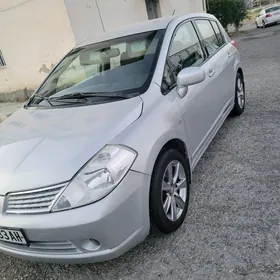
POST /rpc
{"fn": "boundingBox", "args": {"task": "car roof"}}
[77,13,214,48]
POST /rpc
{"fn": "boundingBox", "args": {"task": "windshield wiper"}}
[28,93,85,107]
[31,93,54,107]
[51,92,132,101]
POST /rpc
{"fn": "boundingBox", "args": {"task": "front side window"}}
[169,21,204,72]
[196,20,220,56]
[162,21,204,92]
[29,30,164,107]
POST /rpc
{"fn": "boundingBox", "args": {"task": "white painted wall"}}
[160,0,206,17]
[0,0,206,94]
[65,0,148,44]
[0,0,75,93]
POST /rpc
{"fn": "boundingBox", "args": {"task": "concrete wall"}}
[160,0,206,17]
[65,0,148,44]
[0,0,205,98]
[0,0,75,94]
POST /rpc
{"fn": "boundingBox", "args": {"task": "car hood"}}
[0,97,143,195]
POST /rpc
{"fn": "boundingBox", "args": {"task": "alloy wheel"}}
[161,160,187,221]
[237,77,245,109]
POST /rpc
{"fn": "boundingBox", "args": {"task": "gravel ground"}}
[1,24,280,280]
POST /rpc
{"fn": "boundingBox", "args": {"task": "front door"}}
[162,19,230,168]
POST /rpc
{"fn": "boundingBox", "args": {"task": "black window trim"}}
[161,19,206,95]
[193,18,227,61]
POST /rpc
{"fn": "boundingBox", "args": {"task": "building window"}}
[0,50,6,67]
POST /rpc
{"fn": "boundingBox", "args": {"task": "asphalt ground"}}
[1,24,280,280]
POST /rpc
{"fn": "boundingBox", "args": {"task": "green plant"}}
[207,0,248,31]
[232,0,248,31]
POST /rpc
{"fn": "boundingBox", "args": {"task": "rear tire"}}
[150,149,190,234]
[231,73,245,116]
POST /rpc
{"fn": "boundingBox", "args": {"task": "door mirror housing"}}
[176,67,205,98]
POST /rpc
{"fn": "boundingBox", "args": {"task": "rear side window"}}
[211,21,225,47]
[266,6,280,13]
[196,20,220,56]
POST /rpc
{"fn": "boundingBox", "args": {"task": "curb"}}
[0,88,34,103]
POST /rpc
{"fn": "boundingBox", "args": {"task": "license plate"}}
[0,228,27,245]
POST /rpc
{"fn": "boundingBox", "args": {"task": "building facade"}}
[0,0,206,99]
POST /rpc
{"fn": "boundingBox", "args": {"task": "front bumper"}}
[0,171,151,263]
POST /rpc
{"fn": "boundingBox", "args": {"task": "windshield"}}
[28,30,164,107]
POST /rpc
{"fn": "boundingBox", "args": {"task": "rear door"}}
[194,19,233,115]
[185,18,234,165]
[210,19,236,104]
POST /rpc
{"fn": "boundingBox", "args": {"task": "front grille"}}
[0,240,78,254]
[6,184,66,214]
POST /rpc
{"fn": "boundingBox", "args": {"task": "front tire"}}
[150,149,190,234]
[231,72,245,116]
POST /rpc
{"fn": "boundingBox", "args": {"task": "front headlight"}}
[51,145,137,212]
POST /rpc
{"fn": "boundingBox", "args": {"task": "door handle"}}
[209,68,215,77]
[228,51,232,58]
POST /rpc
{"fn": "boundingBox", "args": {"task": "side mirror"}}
[176,67,205,98]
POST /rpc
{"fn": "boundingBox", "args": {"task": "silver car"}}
[0,13,245,263]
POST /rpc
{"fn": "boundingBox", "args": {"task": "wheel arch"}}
[153,138,192,185]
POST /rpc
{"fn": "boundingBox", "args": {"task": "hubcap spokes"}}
[162,161,187,221]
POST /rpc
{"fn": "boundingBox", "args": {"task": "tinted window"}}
[196,20,220,56]
[211,21,225,47]
[162,21,204,92]
[169,22,204,74]
[266,6,280,13]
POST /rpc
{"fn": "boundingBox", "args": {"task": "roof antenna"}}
[172,10,176,15]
